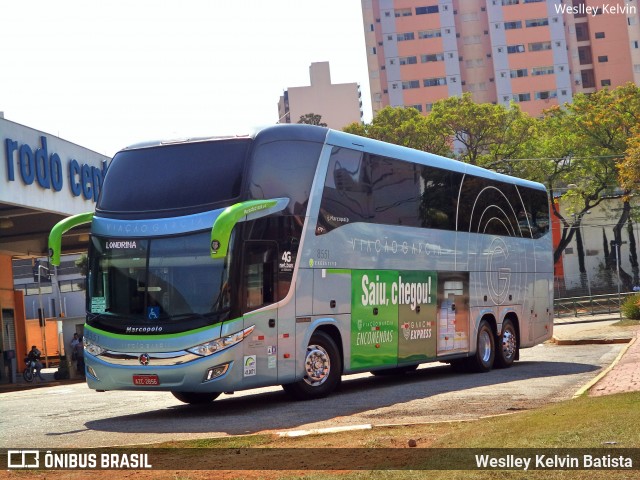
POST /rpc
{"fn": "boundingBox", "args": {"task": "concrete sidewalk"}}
[552,314,640,397]
[0,366,85,392]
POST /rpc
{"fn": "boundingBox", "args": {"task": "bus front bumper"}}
[84,350,242,393]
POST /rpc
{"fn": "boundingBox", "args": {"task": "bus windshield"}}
[87,231,231,329]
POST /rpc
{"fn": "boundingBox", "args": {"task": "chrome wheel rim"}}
[502,328,517,360]
[479,329,492,364]
[303,344,330,386]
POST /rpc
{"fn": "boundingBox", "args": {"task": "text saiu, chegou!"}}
[360,273,433,310]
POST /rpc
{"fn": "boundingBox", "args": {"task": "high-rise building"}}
[362,0,640,117]
[278,62,363,129]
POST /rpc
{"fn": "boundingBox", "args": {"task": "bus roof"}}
[115,124,545,193]
[118,124,330,152]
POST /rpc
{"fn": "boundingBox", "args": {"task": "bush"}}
[621,293,640,319]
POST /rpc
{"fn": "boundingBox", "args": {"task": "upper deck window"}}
[98,139,250,217]
[317,147,549,239]
[247,139,323,216]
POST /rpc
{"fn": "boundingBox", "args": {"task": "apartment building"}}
[362,0,640,116]
[278,62,363,129]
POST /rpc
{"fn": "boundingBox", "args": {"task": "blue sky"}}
[0,1,370,156]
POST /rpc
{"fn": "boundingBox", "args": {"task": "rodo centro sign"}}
[3,134,107,202]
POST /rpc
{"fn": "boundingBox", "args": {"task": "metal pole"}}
[616,242,622,320]
[54,265,65,359]
[37,265,49,368]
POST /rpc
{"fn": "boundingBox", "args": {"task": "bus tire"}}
[495,319,518,369]
[171,391,220,405]
[467,319,495,373]
[282,331,342,400]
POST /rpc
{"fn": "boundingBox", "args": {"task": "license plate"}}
[133,374,160,386]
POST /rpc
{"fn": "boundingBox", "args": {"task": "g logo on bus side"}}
[487,237,511,305]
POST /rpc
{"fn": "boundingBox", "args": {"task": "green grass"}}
[137,392,640,480]
[612,319,640,327]
[152,392,639,450]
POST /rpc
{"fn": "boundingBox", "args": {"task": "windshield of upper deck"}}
[97,139,250,215]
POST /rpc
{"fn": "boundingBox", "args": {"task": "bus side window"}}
[242,241,278,313]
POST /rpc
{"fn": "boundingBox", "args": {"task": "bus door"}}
[241,241,279,387]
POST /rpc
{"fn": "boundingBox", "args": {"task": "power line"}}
[498,154,625,162]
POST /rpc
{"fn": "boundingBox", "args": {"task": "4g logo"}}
[279,251,294,272]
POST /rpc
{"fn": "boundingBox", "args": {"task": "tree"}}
[343,106,450,156]
[428,93,536,168]
[618,125,640,193]
[526,84,640,284]
[566,84,640,289]
[297,113,327,127]
[74,254,88,278]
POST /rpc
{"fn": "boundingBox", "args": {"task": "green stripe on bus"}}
[326,269,351,275]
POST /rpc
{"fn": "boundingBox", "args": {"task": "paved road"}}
[0,339,624,449]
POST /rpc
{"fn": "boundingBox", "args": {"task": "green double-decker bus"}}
[49,124,553,404]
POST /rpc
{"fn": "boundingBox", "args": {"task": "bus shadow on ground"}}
[83,357,601,437]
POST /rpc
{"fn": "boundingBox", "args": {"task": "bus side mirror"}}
[210,198,289,259]
[48,212,94,266]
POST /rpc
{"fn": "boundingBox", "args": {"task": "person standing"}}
[70,333,80,361]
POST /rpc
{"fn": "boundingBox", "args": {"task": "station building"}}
[0,115,110,379]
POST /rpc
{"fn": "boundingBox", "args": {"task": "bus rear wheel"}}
[172,391,220,405]
[494,319,518,369]
[467,319,495,373]
[282,331,342,400]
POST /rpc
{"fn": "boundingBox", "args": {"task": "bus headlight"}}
[188,325,255,357]
[83,337,106,356]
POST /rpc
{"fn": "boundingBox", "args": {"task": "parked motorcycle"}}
[23,357,38,382]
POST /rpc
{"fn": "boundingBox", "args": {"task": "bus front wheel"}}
[172,391,220,405]
[282,331,342,400]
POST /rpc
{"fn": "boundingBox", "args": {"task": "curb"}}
[278,424,372,437]
[0,378,85,394]
[552,337,632,346]
[572,336,638,398]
